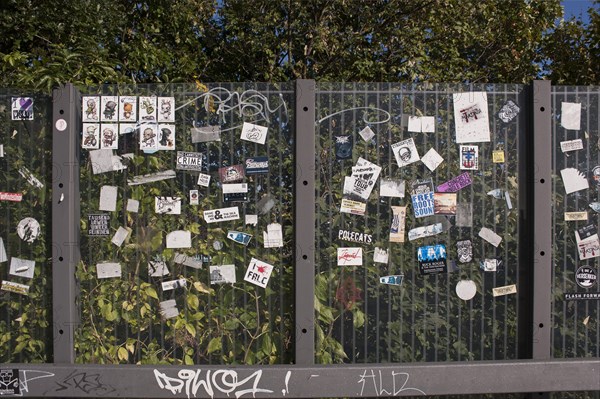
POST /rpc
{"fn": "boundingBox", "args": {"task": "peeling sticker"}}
[590,203,600,213]
[159,299,179,319]
[389,206,406,243]
[337,248,363,266]
[257,194,276,215]
[392,138,420,168]
[9,257,35,279]
[561,168,589,194]
[263,223,283,248]
[227,231,252,246]
[436,172,472,192]
[162,278,187,291]
[417,244,447,275]
[455,203,473,227]
[155,197,181,214]
[244,258,274,288]
[210,265,236,284]
[479,227,502,247]
[89,149,125,174]
[1,280,29,295]
[492,284,517,297]
[408,223,443,241]
[111,226,131,247]
[373,247,389,264]
[245,214,258,226]
[213,240,223,250]
[203,207,240,223]
[457,240,473,263]
[456,280,477,300]
[240,122,268,145]
[505,191,513,210]
[421,148,444,171]
[128,170,176,186]
[591,166,600,185]
[480,258,502,272]
[487,189,504,199]
[0,238,7,263]
[379,178,405,198]
[16,218,40,243]
[166,230,192,248]
[191,125,221,143]
[173,253,202,269]
[97,262,122,279]
[583,316,590,325]
[380,275,403,286]
[148,260,169,277]
[99,185,118,212]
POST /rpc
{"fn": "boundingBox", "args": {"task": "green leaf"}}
[117,346,129,361]
[145,286,159,300]
[207,337,222,354]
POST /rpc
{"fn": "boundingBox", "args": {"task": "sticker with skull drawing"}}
[456,240,473,263]
[100,124,118,149]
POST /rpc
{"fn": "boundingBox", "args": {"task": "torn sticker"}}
[203,207,240,223]
[457,240,473,263]
[166,230,192,248]
[158,97,175,123]
[565,211,588,221]
[480,258,502,272]
[453,91,491,143]
[1,280,29,295]
[245,156,269,174]
[16,218,40,243]
[97,262,122,279]
[197,173,211,187]
[190,190,199,205]
[492,150,505,163]
[561,139,584,153]
[408,223,443,241]
[210,264,236,284]
[245,214,258,226]
[139,124,159,150]
[139,96,157,121]
[590,203,600,213]
[191,125,221,143]
[338,229,373,244]
[417,244,447,275]
[257,194,276,215]
[82,123,100,149]
[492,284,517,297]
[373,247,389,264]
[460,145,479,170]
[120,123,137,135]
[392,138,420,168]
[99,185,118,212]
[159,299,179,319]
[421,148,444,171]
[111,226,131,247]
[487,189,504,199]
[9,257,35,279]
[162,278,187,291]
[561,168,589,194]
[380,275,403,286]
[0,238,7,262]
[389,206,406,243]
[340,198,366,216]
[126,199,139,213]
[101,96,118,122]
[88,214,110,236]
[173,253,202,269]
[498,100,520,123]
[12,97,33,120]
[456,280,477,300]
[359,126,375,142]
[148,260,169,277]
[227,231,252,246]
[157,124,175,150]
[240,122,268,145]
[244,258,274,288]
[118,96,136,122]
[455,203,473,227]
[89,149,120,174]
[18,167,44,189]
[219,165,245,183]
[337,248,363,266]
[575,266,597,288]
[561,102,581,130]
[176,151,203,171]
[379,178,405,198]
[334,135,353,160]
[0,192,22,202]
[479,227,502,247]
[82,96,100,122]
[436,172,472,192]
[346,157,382,201]
[127,170,176,186]
[434,193,457,215]
[263,223,284,248]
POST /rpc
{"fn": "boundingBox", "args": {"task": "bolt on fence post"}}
[52,83,81,363]
[295,79,316,365]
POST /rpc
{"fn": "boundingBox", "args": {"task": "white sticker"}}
[100,96,118,122]
[139,96,157,121]
[560,168,589,194]
[120,123,137,135]
[155,197,181,214]
[210,264,236,284]
[244,258,274,288]
[166,230,192,249]
[392,138,420,168]
[158,97,175,123]
[111,226,131,247]
[575,232,600,260]
[97,262,122,279]
[9,257,35,279]
[421,148,444,171]
[358,126,375,142]
[128,170,176,186]
[203,207,240,223]
[176,151,202,171]
[139,124,159,150]
[99,185,118,212]
[190,190,199,205]
[389,206,406,243]
[1,280,29,295]
[560,139,584,152]
[16,218,40,243]
[339,198,366,216]
[421,116,435,132]
[492,284,517,297]
[456,280,477,300]
[82,96,100,122]
[565,211,588,221]
[479,227,502,247]
[337,247,363,266]
[379,178,405,198]
[148,261,169,277]
[118,96,137,122]
[459,145,479,170]
[0,238,7,262]
[173,253,203,269]
[561,102,581,130]
[55,119,67,131]
[240,122,268,145]
[453,91,490,143]
[263,223,284,248]
[89,149,120,174]
[408,223,443,241]
[159,299,179,319]
[158,124,176,150]
[162,278,186,291]
[222,183,248,194]
[407,116,422,132]
[126,199,139,213]
[373,247,389,264]
[245,214,258,226]
[197,173,211,187]
[82,124,100,149]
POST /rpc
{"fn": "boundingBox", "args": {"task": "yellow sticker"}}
[492,150,505,163]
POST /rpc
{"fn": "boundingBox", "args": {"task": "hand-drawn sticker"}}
[203,206,240,223]
[498,100,520,123]
[417,244,447,275]
[97,262,122,279]
[263,223,284,248]
[244,258,274,288]
[82,96,100,122]
[99,185,118,211]
[245,156,269,174]
[379,178,405,198]
[119,96,137,122]
[337,248,363,266]
[561,102,581,130]
[191,125,221,143]
[9,257,35,279]
[421,148,444,171]
[139,124,159,150]
[1,280,29,295]
[166,230,191,248]
[100,96,118,122]
[0,368,20,395]
[240,122,268,145]
[0,192,22,202]
[210,265,236,284]
[392,138,420,168]
[126,199,139,213]
[436,172,472,192]
[127,170,176,185]
[158,124,176,150]
[434,193,457,215]
[380,275,403,286]
[389,206,406,243]
[158,97,175,123]
[100,124,118,149]
[408,223,443,241]
[219,165,245,183]
[456,240,473,263]
[373,247,389,264]
[82,123,100,149]
[159,299,179,319]
[577,224,596,240]
[139,96,157,121]
[575,266,597,288]
[227,231,252,246]
[479,227,502,247]
[338,230,373,244]
[16,218,40,243]
[162,278,187,291]
[460,145,479,170]
[190,190,199,205]
[359,126,375,142]
[576,231,600,260]
[456,280,477,300]
[176,151,203,171]
[11,97,33,120]
[155,197,181,214]
[111,226,131,247]
[565,211,588,221]
[453,91,490,143]
[335,135,353,160]
[197,173,211,187]
[88,214,110,236]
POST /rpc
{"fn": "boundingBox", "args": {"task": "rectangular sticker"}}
[82,123,100,149]
[148,261,169,277]
[139,96,157,121]
[565,211,588,221]
[219,165,245,183]
[561,102,581,130]
[191,126,221,143]
[119,96,137,122]
[210,265,236,284]
[0,192,23,202]
[176,151,203,171]
[479,227,502,247]
[240,122,268,145]
[88,214,110,236]
[245,156,269,174]
[139,124,159,150]
[166,230,192,249]
[411,191,434,218]
[157,124,175,150]
[162,278,187,291]
[389,206,406,243]
[159,300,179,319]
[158,97,175,123]
[436,172,472,192]
[1,280,29,295]
[97,262,122,279]
[493,284,517,297]
[126,199,139,213]
[263,223,284,248]
[203,207,240,223]
[245,214,258,226]
[337,247,363,266]
[339,198,366,216]
[417,245,447,275]
[197,173,211,187]
[391,138,420,167]
[9,257,35,279]
[0,368,20,395]
[460,145,479,170]
[111,226,131,247]
[227,231,252,246]
[338,230,373,245]
[560,139,584,152]
[155,197,181,214]
[100,96,118,122]
[0,238,7,263]
[498,100,520,123]
[82,96,100,122]
[190,190,199,205]
[453,92,490,143]
[576,232,600,260]
[373,247,389,264]
[434,193,457,215]
[380,275,404,285]
[173,253,202,269]
[408,223,443,241]
[99,185,118,212]
[379,178,405,198]
[12,97,34,120]
[564,292,600,301]
[492,150,505,163]
[455,203,473,227]
[244,258,274,288]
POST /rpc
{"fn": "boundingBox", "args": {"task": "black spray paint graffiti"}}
[54,371,116,396]
[358,369,426,397]
[154,369,292,399]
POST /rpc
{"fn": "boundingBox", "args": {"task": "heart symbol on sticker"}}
[19,98,32,110]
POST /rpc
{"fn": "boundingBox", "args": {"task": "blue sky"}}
[562,0,596,23]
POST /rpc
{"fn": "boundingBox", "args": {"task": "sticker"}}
[55,119,67,131]
[257,194,276,214]
[190,190,199,205]
[158,97,175,123]
[99,185,118,211]
[577,224,596,240]
[148,260,169,277]
[591,166,600,186]
[240,122,268,145]
[191,126,221,143]
[359,126,375,142]
[219,165,245,183]
[263,223,284,248]
[339,198,366,216]
[111,226,131,247]
[140,124,159,150]
[379,178,405,198]
[408,223,443,241]
[417,244,447,275]
[407,116,422,132]
[346,158,382,201]
[159,300,179,319]
[492,150,505,163]
[334,135,353,160]
[210,265,236,284]
[245,215,258,226]
[421,116,435,132]
[128,170,176,185]
[590,203,600,213]
[244,258,274,288]
[434,193,457,215]
[88,214,110,236]
[173,253,202,269]
[421,148,444,171]
[337,248,363,266]
[139,96,157,120]
[0,238,7,263]
[456,280,477,300]
[389,206,406,243]
[155,197,181,214]
[12,97,33,120]
[584,316,590,325]
[457,240,473,263]
[176,151,203,171]
[245,156,269,174]
[213,240,223,250]
[460,145,479,170]
[100,96,118,122]
[380,275,403,286]
[505,191,513,210]
[436,172,472,192]
[126,199,139,213]
[576,232,600,260]
[411,191,434,218]
[575,266,597,288]
[480,258,502,272]
[9,257,35,279]
[227,231,252,245]
[0,192,22,202]
[493,284,517,297]
[16,218,40,243]
[223,183,248,203]
[487,189,504,199]
[162,278,187,291]
[197,173,211,187]
[119,96,137,122]
[560,139,584,152]
[479,227,502,247]
[166,230,192,248]
[0,368,20,395]
[564,292,600,300]
[120,123,137,135]
[456,203,473,227]
[203,207,240,223]
[1,281,29,295]
[82,124,100,149]
[82,96,100,122]
[561,102,581,130]
[373,247,389,264]
[338,230,372,245]
[392,138,420,168]
[97,262,122,279]
[453,92,490,143]
[498,100,520,123]
[88,149,125,174]
[157,124,175,150]
[18,167,43,188]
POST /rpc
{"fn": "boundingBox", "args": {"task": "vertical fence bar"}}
[532,80,552,360]
[295,79,316,365]
[52,83,81,363]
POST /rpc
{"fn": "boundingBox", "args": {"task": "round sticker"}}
[456,280,477,300]
[17,217,41,243]
[55,118,67,131]
[575,266,597,288]
[213,240,223,250]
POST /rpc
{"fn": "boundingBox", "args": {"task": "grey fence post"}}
[52,83,81,363]
[295,79,316,365]
[532,80,552,360]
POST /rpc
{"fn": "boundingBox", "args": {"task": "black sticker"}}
[88,214,110,236]
[0,369,20,395]
[245,156,269,174]
[577,224,596,240]
[417,245,447,275]
[223,192,248,203]
[564,292,600,301]
[335,135,353,160]
[575,266,597,289]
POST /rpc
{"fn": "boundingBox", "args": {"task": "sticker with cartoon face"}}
[139,96,157,121]
[158,97,175,123]
[82,123,100,149]
[82,96,100,122]
[100,124,118,149]
[157,124,176,150]
[140,124,158,150]
[456,240,473,263]
[119,96,137,122]
[101,96,118,122]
